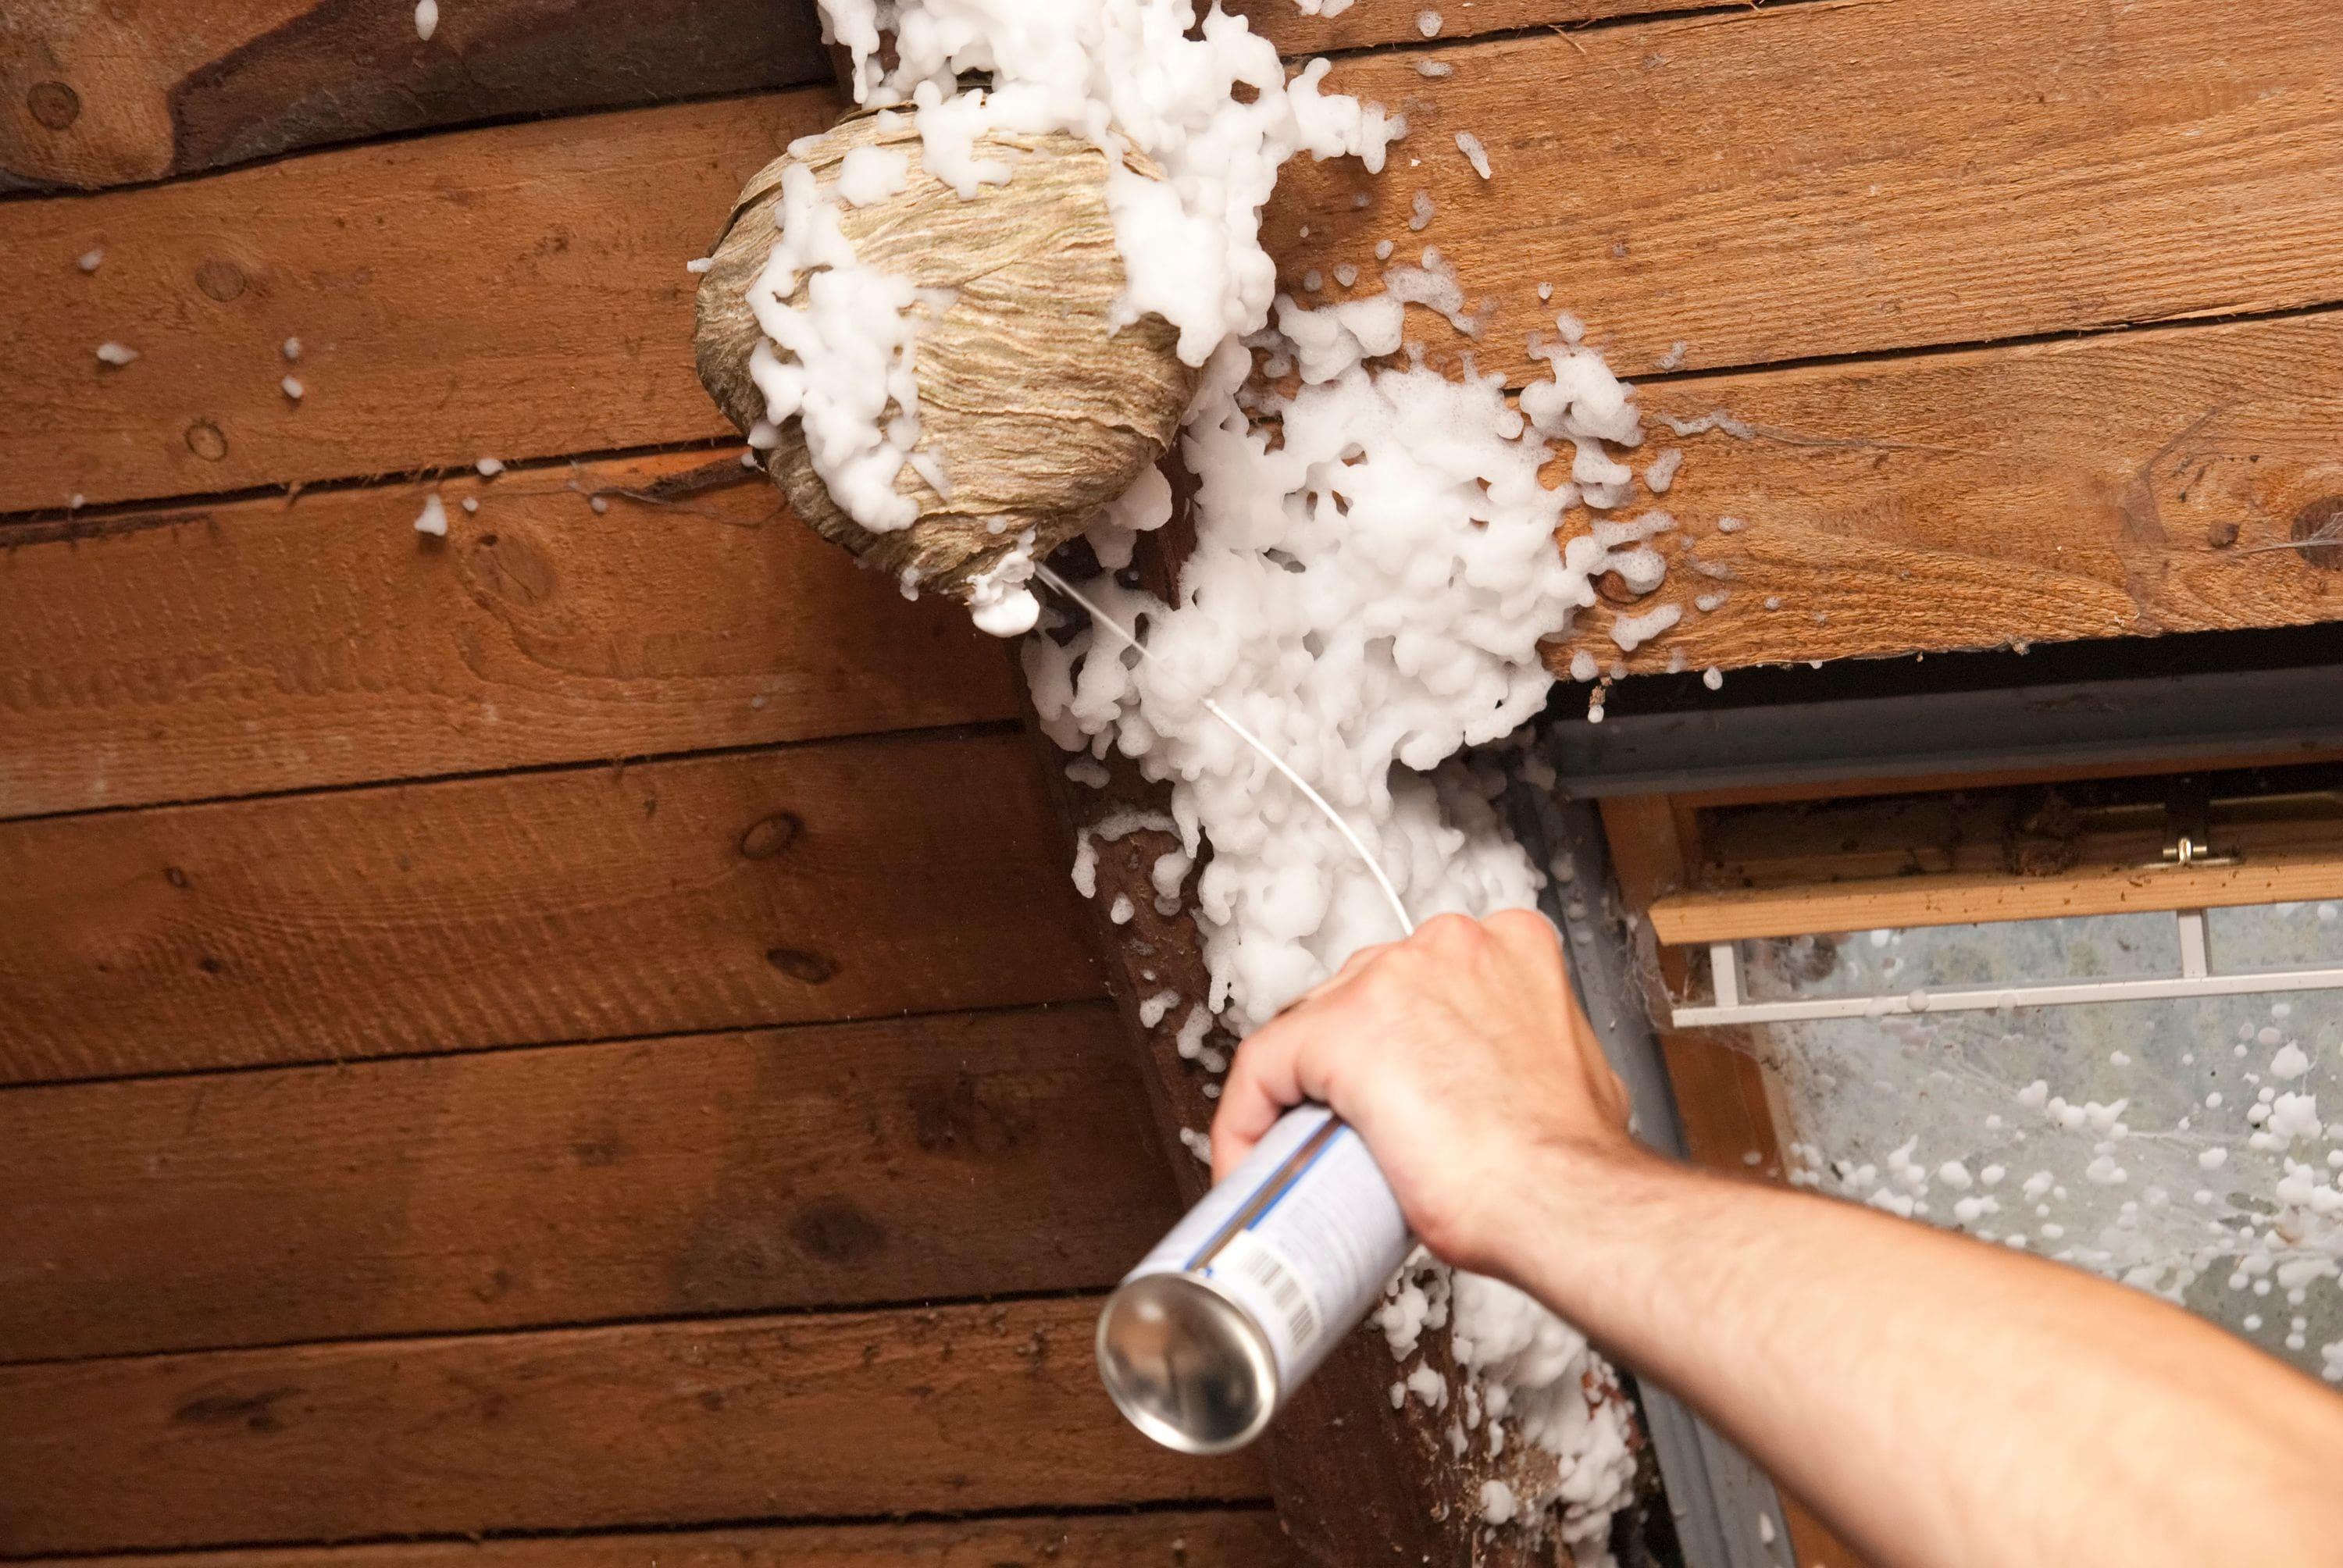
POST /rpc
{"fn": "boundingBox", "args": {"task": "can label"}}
[1125,1105,1412,1385]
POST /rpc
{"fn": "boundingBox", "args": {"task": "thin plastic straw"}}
[1033,562,1415,940]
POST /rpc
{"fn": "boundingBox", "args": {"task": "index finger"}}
[1207,1003,1313,1181]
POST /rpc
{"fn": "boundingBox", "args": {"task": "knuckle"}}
[1416,911,1485,950]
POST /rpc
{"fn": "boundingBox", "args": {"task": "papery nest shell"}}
[694,109,1197,603]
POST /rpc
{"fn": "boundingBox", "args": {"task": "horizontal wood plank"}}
[0,1,830,193]
[0,448,1022,819]
[1652,852,2343,943]
[0,1296,1263,1556]
[0,732,1101,1085]
[5,1511,1296,1568]
[1552,312,2343,675]
[0,0,1689,192]
[0,92,822,513]
[12,0,2343,514]
[0,1005,1172,1362]
[1285,0,2343,387]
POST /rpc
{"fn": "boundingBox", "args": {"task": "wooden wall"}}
[6,1,2342,1565]
[0,6,1291,1563]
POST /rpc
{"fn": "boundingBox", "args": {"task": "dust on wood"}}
[1652,847,2343,944]
[0,732,1102,1085]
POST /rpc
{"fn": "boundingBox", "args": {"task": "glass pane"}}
[1739,912,2180,1003]
[1760,981,2343,1382]
[2207,900,2343,974]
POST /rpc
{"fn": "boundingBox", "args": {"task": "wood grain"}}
[13,0,2343,514]
[1552,312,2343,675]
[0,0,829,192]
[0,731,1101,1085]
[5,1511,1297,1568]
[1651,850,2343,944]
[0,1296,1264,1556]
[0,448,1021,820]
[1229,0,1709,56]
[1283,0,2343,385]
[0,92,824,513]
[1,0,1699,192]
[0,1005,1172,1362]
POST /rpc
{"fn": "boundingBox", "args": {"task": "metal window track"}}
[1673,907,2343,1028]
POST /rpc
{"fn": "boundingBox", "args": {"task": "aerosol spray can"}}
[1096,1104,1412,1452]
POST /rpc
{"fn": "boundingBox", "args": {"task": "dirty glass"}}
[1740,913,2180,1003]
[1735,914,2343,1384]
[2206,900,2343,974]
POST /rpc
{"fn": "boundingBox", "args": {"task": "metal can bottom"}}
[1095,1270,1284,1455]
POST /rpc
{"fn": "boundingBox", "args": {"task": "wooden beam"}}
[12,0,2343,515]
[0,731,1101,1085]
[0,1004,1174,1363]
[0,448,1020,819]
[7,1509,1298,1568]
[0,1296,1264,1556]
[1551,312,2343,675]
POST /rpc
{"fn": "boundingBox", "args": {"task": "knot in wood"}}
[2291,497,2343,572]
[27,81,80,130]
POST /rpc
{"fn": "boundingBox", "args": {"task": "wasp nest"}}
[694,109,1196,625]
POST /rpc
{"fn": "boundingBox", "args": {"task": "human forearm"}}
[1497,1149,2343,1568]
[1211,915,2343,1562]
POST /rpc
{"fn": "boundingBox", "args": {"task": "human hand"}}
[1209,910,1646,1282]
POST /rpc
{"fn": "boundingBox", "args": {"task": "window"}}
[1627,768,2343,1382]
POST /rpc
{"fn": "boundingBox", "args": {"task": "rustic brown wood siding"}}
[5,0,2341,1563]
